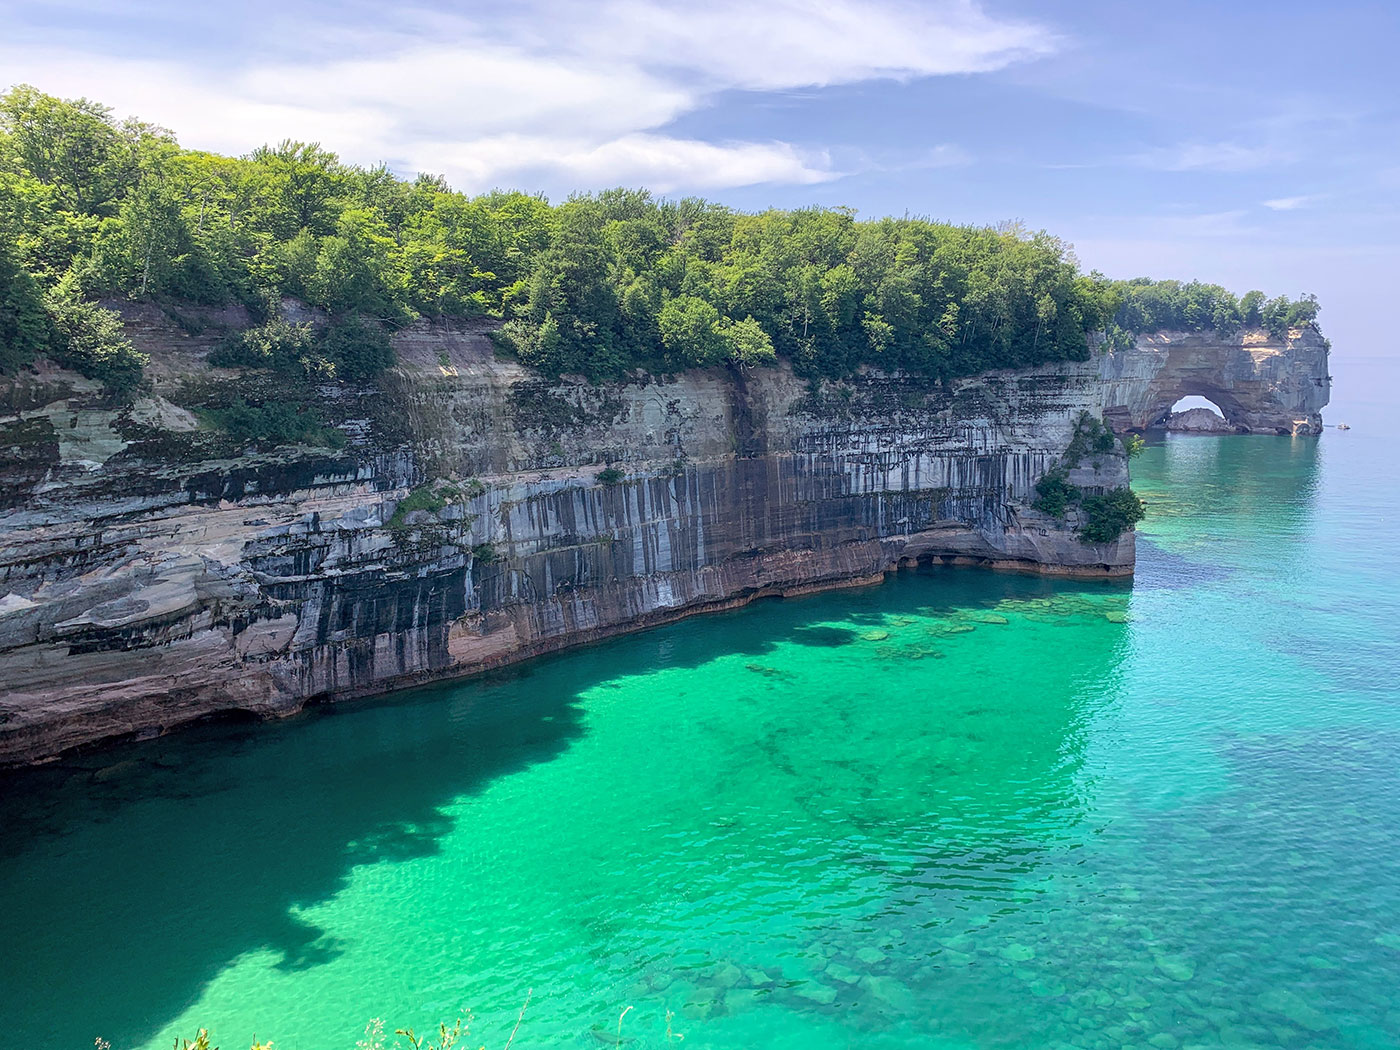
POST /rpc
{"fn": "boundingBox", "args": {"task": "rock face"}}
[2,311,1141,765]
[1165,407,1235,433]
[1098,327,1330,435]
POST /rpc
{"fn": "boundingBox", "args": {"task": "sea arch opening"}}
[1147,384,1246,431]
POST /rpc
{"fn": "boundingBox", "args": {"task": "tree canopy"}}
[0,85,1323,392]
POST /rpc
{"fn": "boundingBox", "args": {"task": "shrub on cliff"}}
[1080,488,1146,544]
[1033,468,1077,519]
[0,240,50,372]
[200,396,344,449]
[211,315,394,382]
[43,287,147,393]
[2,243,147,392]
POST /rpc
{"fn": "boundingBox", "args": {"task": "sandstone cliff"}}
[6,307,1321,766]
[1097,327,1330,436]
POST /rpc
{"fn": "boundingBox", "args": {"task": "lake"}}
[2,358,1397,1050]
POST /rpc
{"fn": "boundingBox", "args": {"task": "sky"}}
[2,0,1397,372]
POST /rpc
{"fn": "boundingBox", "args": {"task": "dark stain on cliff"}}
[0,415,59,509]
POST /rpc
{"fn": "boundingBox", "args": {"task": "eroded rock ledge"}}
[5,309,1332,766]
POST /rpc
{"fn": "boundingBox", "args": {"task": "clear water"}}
[3,381,1399,1050]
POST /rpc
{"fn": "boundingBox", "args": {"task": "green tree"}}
[43,286,147,392]
[658,295,726,366]
[0,85,130,215]
[0,239,50,371]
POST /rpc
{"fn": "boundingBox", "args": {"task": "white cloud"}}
[1154,209,1258,238]
[1131,141,1291,173]
[434,134,838,193]
[1262,195,1315,210]
[544,0,1057,89]
[0,1,1054,192]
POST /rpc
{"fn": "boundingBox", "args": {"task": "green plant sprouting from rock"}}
[1079,487,1147,544]
[1032,413,1146,544]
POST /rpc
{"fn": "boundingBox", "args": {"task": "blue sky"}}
[2,0,1396,362]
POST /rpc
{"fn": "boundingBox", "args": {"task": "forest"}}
[0,85,1321,394]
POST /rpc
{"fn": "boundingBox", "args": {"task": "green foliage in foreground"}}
[143,995,680,1050]
[1,85,1323,395]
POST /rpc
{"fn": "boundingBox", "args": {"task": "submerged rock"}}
[711,961,743,988]
[862,974,916,1011]
[824,962,862,985]
[794,982,838,1005]
[1154,954,1196,982]
[1256,988,1334,1032]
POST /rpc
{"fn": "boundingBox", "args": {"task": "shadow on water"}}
[0,563,1127,1049]
[0,656,601,1048]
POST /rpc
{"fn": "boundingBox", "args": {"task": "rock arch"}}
[1098,327,1331,435]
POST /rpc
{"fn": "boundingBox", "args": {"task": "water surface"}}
[2,412,1398,1050]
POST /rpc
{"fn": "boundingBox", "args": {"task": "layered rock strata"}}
[1097,327,1330,435]
[0,309,1153,765]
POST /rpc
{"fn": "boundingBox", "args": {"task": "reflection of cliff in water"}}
[1136,434,1321,562]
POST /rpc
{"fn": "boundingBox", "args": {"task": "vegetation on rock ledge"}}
[1032,413,1146,545]
[1,84,1323,398]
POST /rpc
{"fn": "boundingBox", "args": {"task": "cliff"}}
[5,307,1291,766]
[1097,327,1331,435]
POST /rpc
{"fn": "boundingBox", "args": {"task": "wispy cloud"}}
[1130,141,1292,173]
[1262,195,1317,210]
[0,0,1055,192]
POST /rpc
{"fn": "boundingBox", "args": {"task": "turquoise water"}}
[3,386,1400,1049]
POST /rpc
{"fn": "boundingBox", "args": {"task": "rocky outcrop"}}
[0,311,1139,765]
[1098,327,1330,435]
[1165,407,1235,433]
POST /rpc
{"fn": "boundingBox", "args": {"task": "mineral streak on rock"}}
[0,308,1326,765]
